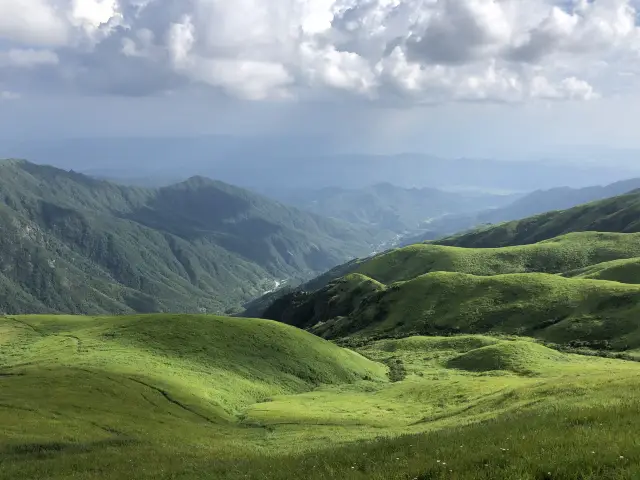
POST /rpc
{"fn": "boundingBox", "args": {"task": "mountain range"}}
[264,183,518,233]
[6,136,640,191]
[0,159,392,315]
[6,158,640,480]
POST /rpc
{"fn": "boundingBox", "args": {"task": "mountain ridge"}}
[0,160,390,314]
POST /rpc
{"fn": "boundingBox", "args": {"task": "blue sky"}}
[2,0,640,159]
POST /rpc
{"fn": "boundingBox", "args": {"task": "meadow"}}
[2,314,640,479]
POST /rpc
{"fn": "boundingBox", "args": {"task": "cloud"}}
[0,48,59,68]
[0,0,638,104]
[0,90,20,100]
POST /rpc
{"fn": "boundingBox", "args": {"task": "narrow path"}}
[127,377,217,425]
[5,317,44,336]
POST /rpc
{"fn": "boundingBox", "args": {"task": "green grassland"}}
[2,315,640,479]
[358,232,640,284]
[293,271,640,349]
[564,257,640,284]
[435,189,640,248]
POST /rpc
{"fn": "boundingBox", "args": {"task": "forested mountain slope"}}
[0,159,388,314]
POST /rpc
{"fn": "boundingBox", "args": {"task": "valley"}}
[3,160,640,479]
[6,3,640,477]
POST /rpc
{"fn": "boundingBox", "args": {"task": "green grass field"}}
[3,314,640,479]
[358,232,640,284]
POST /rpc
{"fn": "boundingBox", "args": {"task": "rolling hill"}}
[262,190,640,349]
[3,314,640,479]
[0,159,390,315]
[282,271,640,348]
[6,161,640,479]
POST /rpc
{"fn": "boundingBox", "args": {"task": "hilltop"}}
[0,160,389,314]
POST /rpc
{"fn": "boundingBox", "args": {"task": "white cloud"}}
[530,75,598,100]
[0,0,638,103]
[0,48,59,67]
[0,0,69,46]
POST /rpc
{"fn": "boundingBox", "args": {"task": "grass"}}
[357,232,640,284]
[446,341,569,374]
[435,190,640,248]
[564,257,640,284]
[309,271,640,349]
[3,315,640,479]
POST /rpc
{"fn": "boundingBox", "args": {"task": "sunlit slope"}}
[357,232,640,284]
[564,256,640,284]
[277,271,640,348]
[0,314,385,426]
[3,320,640,479]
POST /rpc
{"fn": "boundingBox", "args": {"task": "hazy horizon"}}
[3,0,640,163]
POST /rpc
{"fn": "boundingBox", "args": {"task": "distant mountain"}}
[265,183,518,233]
[403,177,640,244]
[0,160,389,315]
[6,137,639,191]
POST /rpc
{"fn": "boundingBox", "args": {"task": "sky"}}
[2,0,640,158]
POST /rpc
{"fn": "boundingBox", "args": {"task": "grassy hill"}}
[436,189,640,248]
[564,257,640,284]
[271,270,640,349]
[2,314,640,479]
[251,199,640,319]
[358,232,640,283]
[0,159,390,314]
[0,314,384,430]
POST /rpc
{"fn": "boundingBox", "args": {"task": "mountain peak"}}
[0,158,28,167]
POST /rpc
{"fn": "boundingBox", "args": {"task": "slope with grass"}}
[283,271,640,349]
[0,159,390,314]
[0,314,385,431]
[563,257,640,284]
[3,315,640,479]
[358,231,640,283]
[436,189,640,248]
